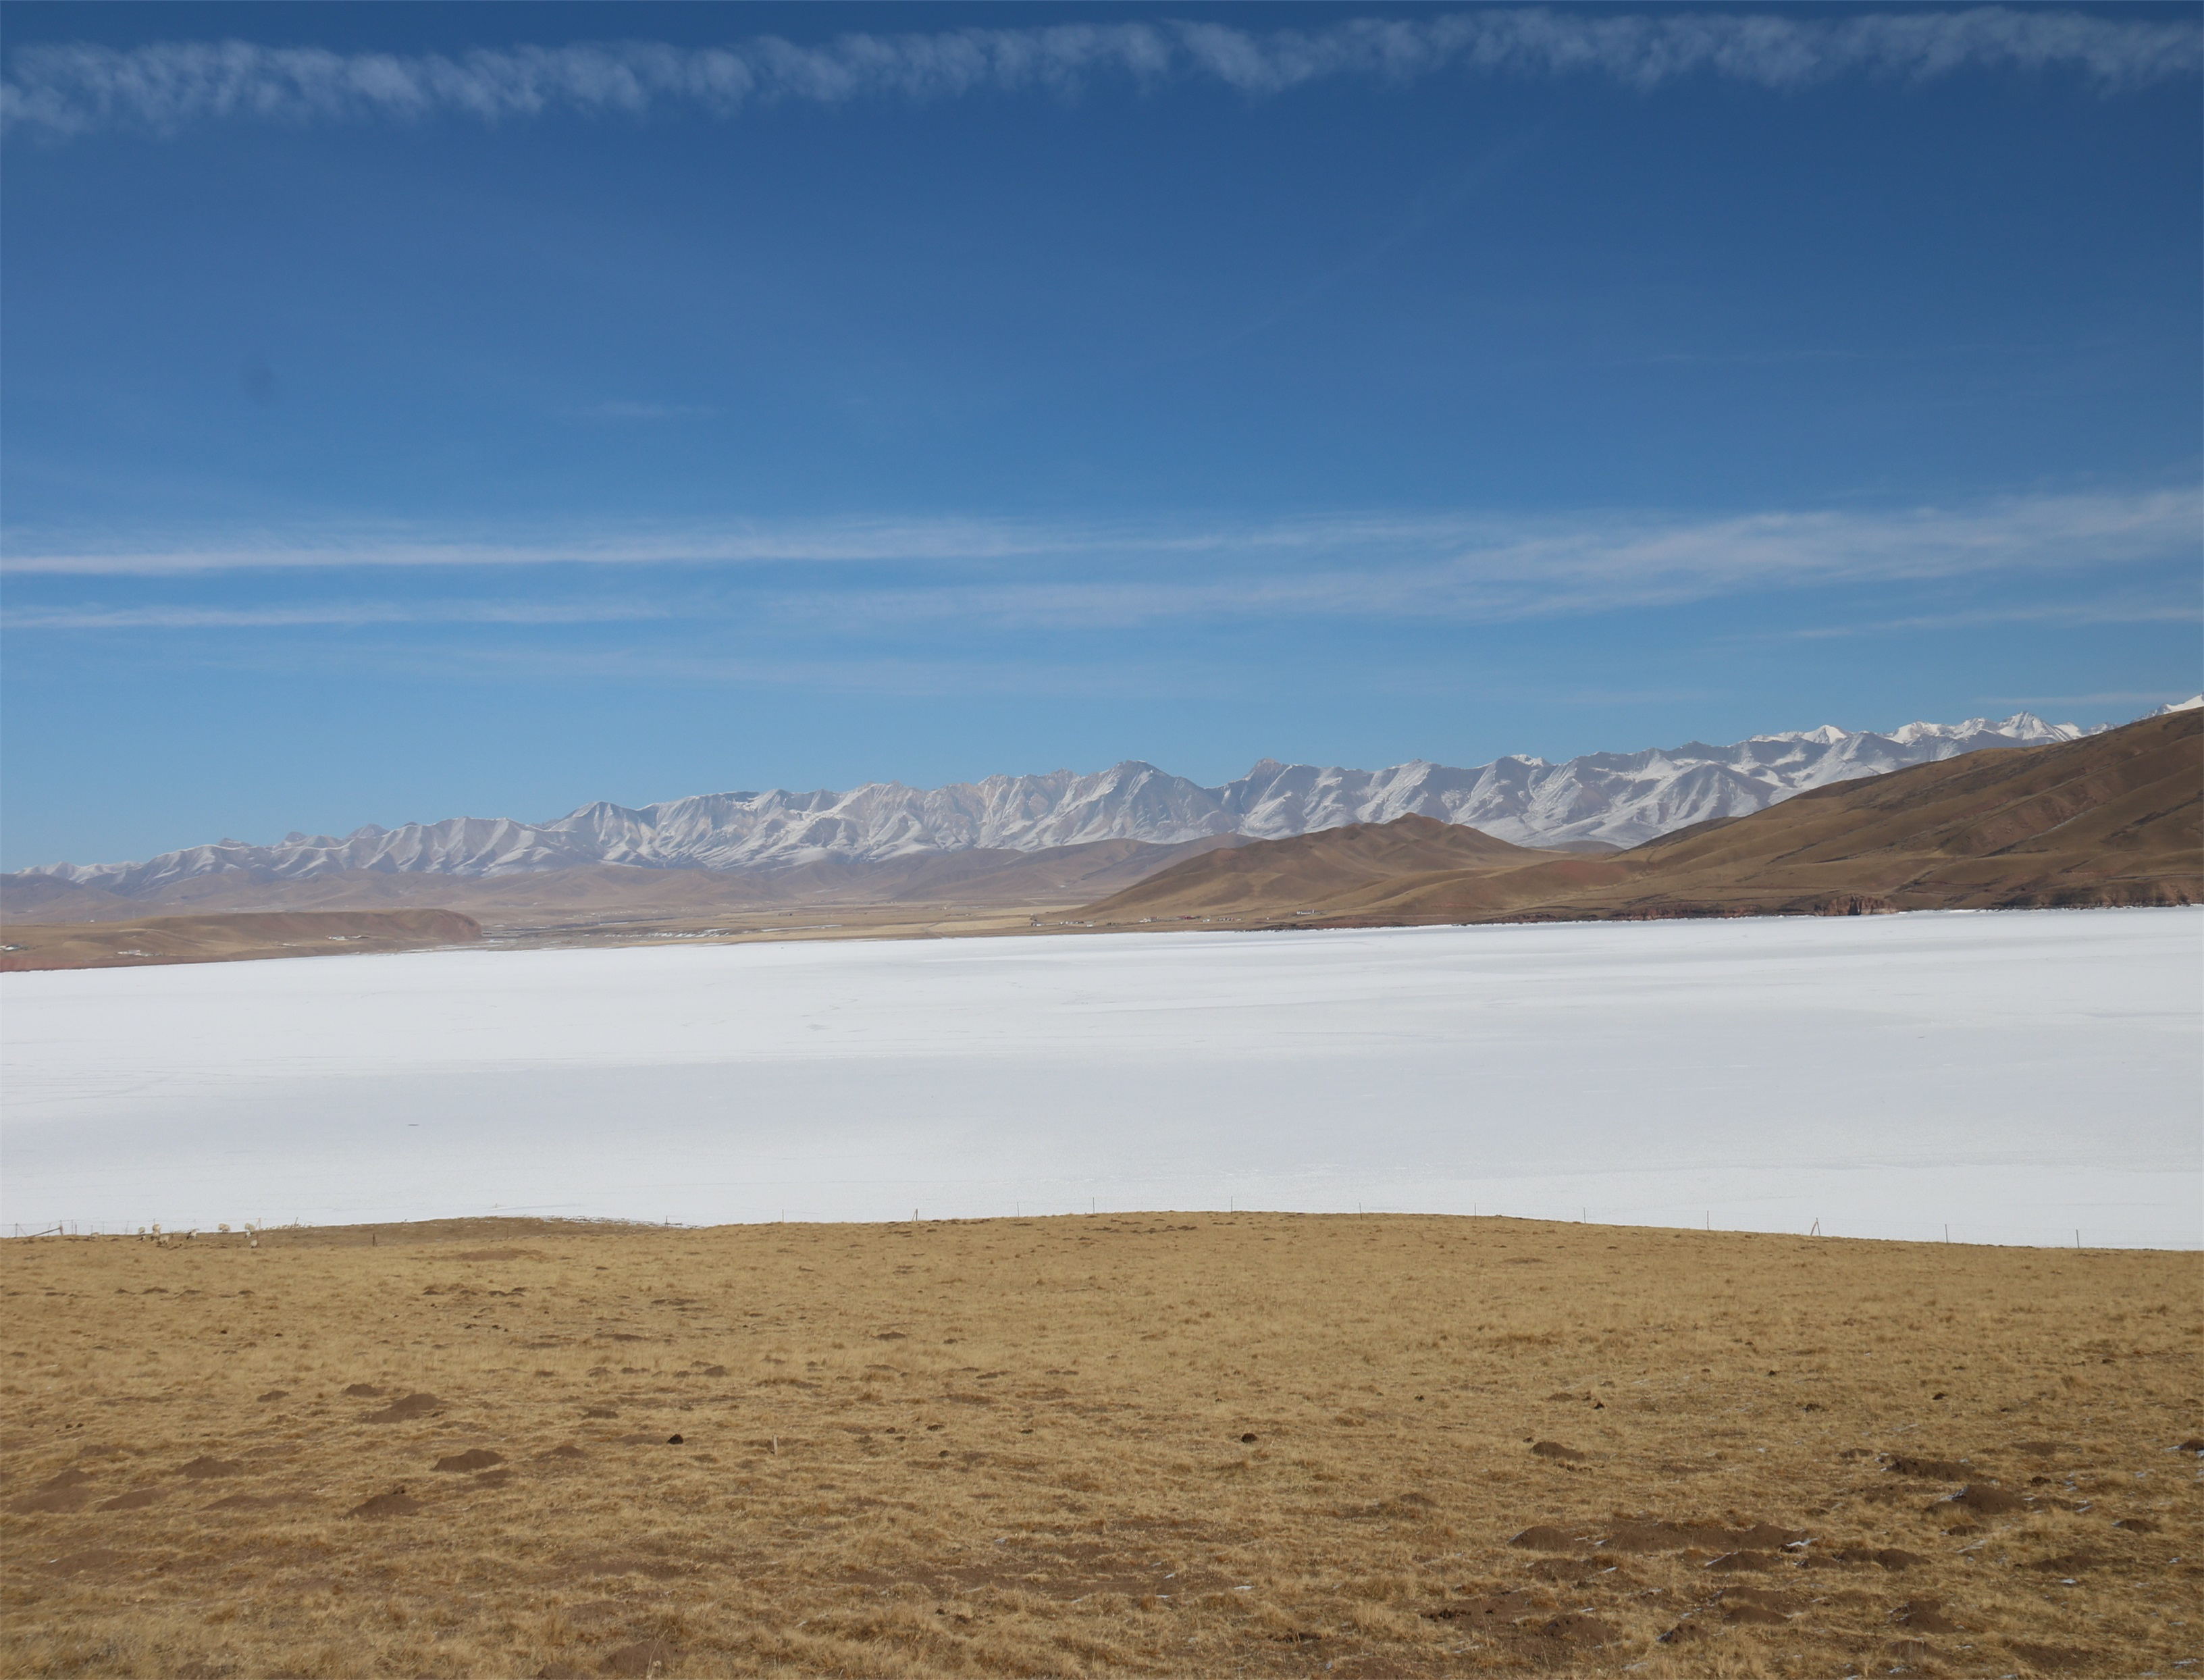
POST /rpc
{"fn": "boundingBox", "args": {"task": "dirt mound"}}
[1714,1586,1800,1620]
[1507,1525,1587,1552]
[434,1449,504,1472]
[2024,1551,2099,1574]
[1721,1600,1789,1624]
[363,1392,444,1423]
[1939,1484,2031,1515]
[1826,1546,1927,1571]
[1525,1556,1613,1582]
[1897,1607,1963,1642]
[2005,1640,2093,1672]
[11,1486,90,1514]
[1887,1454,1972,1479]
[1531,1612,1620,1646]
[1424,1589,1541,1622]
[598,1642,681,1677]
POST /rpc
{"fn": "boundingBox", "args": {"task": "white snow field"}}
[3,908,2197,1247]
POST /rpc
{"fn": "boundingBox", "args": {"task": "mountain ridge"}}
[18,706,2157,896]
[1071,708,2203,928]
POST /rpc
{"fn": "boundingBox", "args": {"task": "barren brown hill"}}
[1068,814,1571,921]
[0,836,1244,928]
[0,908,482,972]
[0,874,144,923]
[1072,709,2202,929]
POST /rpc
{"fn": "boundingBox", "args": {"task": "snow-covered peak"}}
[2152,694,2203,715]
[1749,725,1852,746]
[25,704,2119,892]
[1888,712,2064,745]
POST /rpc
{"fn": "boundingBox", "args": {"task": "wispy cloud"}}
[0,601,668,631]
[1770,597,2203,640]
[0,519,1104,576]
[5,489,2195,632]
[5,10,2195,140]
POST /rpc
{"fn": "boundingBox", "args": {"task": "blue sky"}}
[3,3,2198,869]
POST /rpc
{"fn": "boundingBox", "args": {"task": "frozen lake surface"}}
[4,908,2198,1247]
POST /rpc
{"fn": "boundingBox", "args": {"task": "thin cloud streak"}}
[5,10,2197,139]
[1773,599,2203,639]
[1,601,669,631]
[763,490,2203,629]
[6,490,2195,632]
[0,518,1140,575]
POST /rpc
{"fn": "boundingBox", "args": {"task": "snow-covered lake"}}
[4,908,2198,1247]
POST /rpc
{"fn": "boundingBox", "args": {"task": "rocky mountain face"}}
[22,710,2116,895]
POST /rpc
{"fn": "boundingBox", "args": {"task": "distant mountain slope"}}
[1,835,1248,926]
[1073,708,2203,928]
[16,708,2103,896]
[1067,816,1564,920]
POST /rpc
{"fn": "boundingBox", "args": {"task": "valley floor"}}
[3,908,2198,1248]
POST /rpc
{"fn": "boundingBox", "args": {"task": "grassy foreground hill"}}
[1075,708,2203,929]
[3,1215,2196,1677]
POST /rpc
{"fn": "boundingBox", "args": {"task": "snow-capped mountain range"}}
[31,705,2180,896]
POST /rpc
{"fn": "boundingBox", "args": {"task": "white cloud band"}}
[5,489,2195,631]
[0,601,668,631]
[6,10,2197,139]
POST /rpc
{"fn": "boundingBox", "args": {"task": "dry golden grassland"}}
[3,1214,2197,1679]
[470,903,1091,953]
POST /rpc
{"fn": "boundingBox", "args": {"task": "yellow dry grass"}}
[2,1214,2197,1679]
